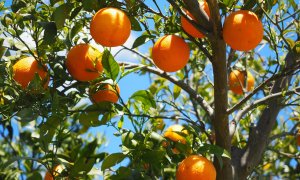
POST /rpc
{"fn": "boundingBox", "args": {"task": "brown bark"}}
[232,49,300,179]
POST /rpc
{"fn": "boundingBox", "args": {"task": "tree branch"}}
[227,63,300,114]
[232,86,300,126]
[233,46,300,179]
[119,62,214,119]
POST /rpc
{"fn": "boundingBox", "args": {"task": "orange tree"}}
[0,0,299,179]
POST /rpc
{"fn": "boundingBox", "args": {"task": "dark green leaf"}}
[70,140,98,176]
[141,150,165,164]
[50,0,63,5]
[52,3,73,29]
[129,17,142,31]
[102,50,120,81]
[83,0,100,12]
[132,35,154,49]
[42,22,57,45]
[11,0,26,12]
[101,153,127,171]
[16,108,37,123]
[27,172,42,180]
[69,22,83,41]
[70,6,82,20]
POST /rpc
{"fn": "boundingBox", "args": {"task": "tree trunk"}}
[232,48,300,179]
[211,38,233,180]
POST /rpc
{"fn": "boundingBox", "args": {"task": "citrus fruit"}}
[164,124,188,144]
[229,70,254,95]
[13,57,49,89]
[181,1,210,38]
[90,83,120,103]
[176,155,216,180]
[152,35,190,72]
[44,165,64,180]
[90,7,131,47]
[223,10,263,51]
[66,44,103,81]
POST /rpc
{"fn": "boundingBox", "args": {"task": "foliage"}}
[0,0,299,179]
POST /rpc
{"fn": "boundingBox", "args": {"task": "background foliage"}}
[0,0,299,179]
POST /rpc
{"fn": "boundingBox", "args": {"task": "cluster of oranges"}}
[12,7,128,103]
[12,3,262,95]
[163,124,216,180]
[11,2,265,179]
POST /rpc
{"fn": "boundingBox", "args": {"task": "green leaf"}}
[129,17,142,31]
[50,0,63,5]
[222,0,234,7]
[102,50,120,81]
[79,103,114,127]
[132,35,154,49]
[130,90,156,108]
[70,140,98,176]
[99,112,115,125]
[39,116,60,151]
[118,116,124,129]
[42,22,57,45]
[198,144,231,159]
[141,150,165,164]
[69,22,83,42]
[52,3,73,29]
[16,108,37,123]
[101,153,127,171]
[0,38,6,59]
[83,0,100,12]
[173,85,181,100]
[27,172,42,180]
[70,6,82,20]
[79,110,101,127]
[11,0,26,12]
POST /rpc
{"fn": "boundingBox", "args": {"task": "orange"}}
[229,70,254,95]
[223,10,263,51]
[44,165,64,180]
[181,1,210,38]
[176,155,216,180]
[164,124,188,144]
[66,44,103,81]
[90,7,131,47]
[152,35,190,72]
[90,83,120,103]
[13,57,48,89]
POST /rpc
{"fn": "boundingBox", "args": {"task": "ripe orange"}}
[66,44,103,81]
[90,7,131,47]
[44,165,64,180]
[164,124,188,144]
[13,57,48,89]
[176,155,216,180]
[229,70,254,95]
[90,83,120,103]
[223,10,263,51]
[152,35,190,72]
[181,1,210,38]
